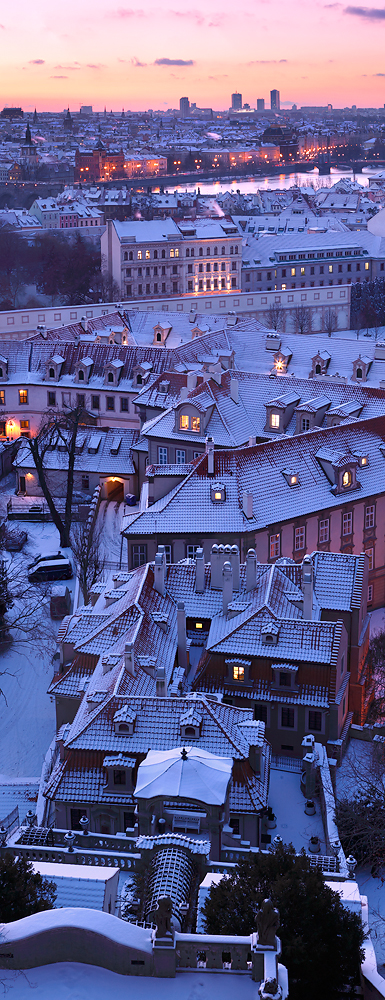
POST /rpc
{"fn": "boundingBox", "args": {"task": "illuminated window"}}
[179,414,189,430]
[365,262,369,270]
[270,413,280,429]
[170,248,174,258]
[270,533,280,559]
[175,248,179,258]
[215,492,222,500]
[329,264,333,273]
[145,249,150,259]
[342,470,351,488]
[233,664,245,682]
[191,415,200,432]
[19,389,28,405]
[195,622,203,629]
[290,475,298,486]
[291,267,296,277]
[300,267,305,277]
[366,547,374,571]
[137,250,142,259]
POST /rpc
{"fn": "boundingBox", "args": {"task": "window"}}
[221,262,226,272]
[158,446,168,464]
[132,544,147,567]
[161,249,166,259]
[319,518,329,543]
[270,413,280,429]
[291,267,296,276]
[154,283,158,293]
[231,262,237,271]
[47,391,56,406]
[114,769,126,785]
[231,278,237,288]
[270,533,280,560]
[48,367,55,378]
[366,547,374,571]
[146,249,150,259]
[191,415,200,432]
[19,389,28,405]
[120,397,129,412]
[188,281,193,291]
[294,526,305,551]
[106,396,115,411]
[342,470,351,488]
[0,391,4,405]
[342,512,352,535]
[365,505,375,529]
[126,284,132,296]
[107,372,114,383]
[254,704,268,723]
[230,817,240,835]
[206,263,211,273]
[188,264,193,274]
[368,584,373,603]
[77,394,85,407]
[81,475,89,490]
[187,544,200,558]
[70,809,84,831]
[301,417,310,431]
[154,249,158,260]
[137,250,142,260]
[180,414,189,430]
[20,420,29,434]
[173,281,178,293]
[329,265,333,273]
[279,671,291,687]
[281,708,295,728]
[300,267,305,277]
[91,395,100,410]
[233,664,245,682]
[164,544,172,564]
[138,284,142,294]
[308,711,322,732]
[176,449,186,464]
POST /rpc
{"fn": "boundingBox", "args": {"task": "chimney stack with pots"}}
[222,560,233,614]
[195,547,205,593]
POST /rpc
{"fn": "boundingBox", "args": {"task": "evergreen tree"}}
[0,854,56,922]
[203,843,364,1000]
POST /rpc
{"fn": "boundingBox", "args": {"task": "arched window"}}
[156,332,162,342]
[123,251,128,261]
[49,367,55,378]
[154,249,158,259]
[190,248,194,258]
[161,249,166,259]
[235,246,238,254]
[230,246,234,255]
[214,246,218,255]
[199,263,203,273]
[356,367,363,379]
[78,369,84,381]
[186,248,190,257]
[199,247,203,257]
[206,247,210,256]
[221,246,225,255]
[342,470,351,487]
[118,723,130,733]
[184,726,196,737]
[129,251,133,261]
[137,373,142,385]
[108,372,114,382]
[315,364,321,375]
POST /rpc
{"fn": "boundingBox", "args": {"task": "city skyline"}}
[1,0,385,111]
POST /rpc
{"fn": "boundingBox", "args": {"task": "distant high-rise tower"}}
[257,98,265,111]
[270,89,280,111]
[180,97,190,116]
[231,92,242,110]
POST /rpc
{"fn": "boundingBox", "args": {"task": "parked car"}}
[28,557,72,583]
[3,528,28,552]
[50,585,71,619]
[28,551,65,571]
[125,494,137,507]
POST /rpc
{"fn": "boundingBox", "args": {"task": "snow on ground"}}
[0,964,258,1000]
[268,768,326,854]
[97,500,125,569]
[370,607,385,637]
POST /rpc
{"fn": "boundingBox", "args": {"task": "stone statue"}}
[258,977,282,999]
[256,898,280,946]
[154,895,173,937]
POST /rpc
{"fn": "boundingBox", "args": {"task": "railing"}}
[175,934,253,973]
[271,755,303,773]
[0,806,19,838]
[7,496,89,522]
[7,825,141,871]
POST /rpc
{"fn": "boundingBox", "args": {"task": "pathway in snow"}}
[97,500,125,569]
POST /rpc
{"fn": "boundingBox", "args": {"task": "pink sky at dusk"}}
[1,0,385,111]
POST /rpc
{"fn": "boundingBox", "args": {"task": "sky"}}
[1,0,385,112]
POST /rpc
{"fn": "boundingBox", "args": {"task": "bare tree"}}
[71,519,106,605]
[323,307,338,337]
[335,737,385,872]
[26,402,90,548]
[293,305,312,335]
[0,551,55,658]
[267,303,285,332]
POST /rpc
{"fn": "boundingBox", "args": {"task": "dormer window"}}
[290,474,298,486]
[211,483,226,503]
[261,622,279,645]
[356,367,362,380]
[180,707,202,739]
[233,664,244,681]
[107,372,114,382]
[49,367,55,378]
[179,413,200,432]
[342,469,351,488]
[113,705,137,735]
[282,468,300,487]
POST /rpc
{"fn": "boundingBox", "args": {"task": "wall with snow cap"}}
[0,907,153,976]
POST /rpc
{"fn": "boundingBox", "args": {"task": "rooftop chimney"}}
[124,642,135,676]
[230,377,239,404]
[180,386,189,400]
[154,545,166,596]
[177,600,187,670]
[246,548,257,592]
[210,544,220,590]
[187,371,197,391]
[302,554,314,620]
[222,561,233,614]
[249,436,256,447]
[242,491,253,519]
[156,665,167,698]
[206,436,215,476]
[230,544,240,592]
[195,547,205,594]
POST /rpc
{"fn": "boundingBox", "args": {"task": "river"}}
[163,167,383,196]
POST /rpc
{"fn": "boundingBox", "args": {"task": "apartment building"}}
[241,230,385,293]
[102,218,242,301]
